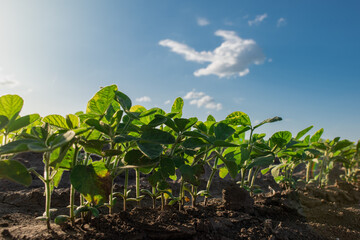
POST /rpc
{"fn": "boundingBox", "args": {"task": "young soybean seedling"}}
[0,123,75,230]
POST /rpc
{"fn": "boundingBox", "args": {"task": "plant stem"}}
[152,186,156,209]
[191,185,197,208]
[123,169,128,211]
[204,155,219,205]
[43,152,51,230]
[179,179,185,211]
[135,168,141,207]
[70,184,75,225]
[109,178,114,214]
[306,161,311,183]
[250,166,260,188]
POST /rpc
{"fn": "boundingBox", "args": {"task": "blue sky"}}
[0,0,359,141]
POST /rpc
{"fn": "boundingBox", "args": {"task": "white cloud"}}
[136,96,151,102]
[164,100,171,105]
[268,58,273,63]
[0,68,19,88]
[248,13,268,26]
[197,17,210,26]
[184,90,222,111]
[159,30,265,78]
[277,18,286,27]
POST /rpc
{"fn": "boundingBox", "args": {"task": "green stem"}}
[152,186,156,209]
[43,152,51,230]
[109,178,114,214]
[192,185,197,208]
[70,184,75,225]
[135,168,141,207]
[250,166,260,188]
[179,179,185,211]
[123,169,129,211]
[306,161,311,183]
[204,155,219,205]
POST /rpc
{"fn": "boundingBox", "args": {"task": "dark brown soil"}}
[0,153,360,240]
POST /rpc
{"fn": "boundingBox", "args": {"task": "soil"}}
[0,153,360,240]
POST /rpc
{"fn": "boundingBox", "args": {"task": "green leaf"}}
[123,149,158,167]
[310,128,324,143]
[70,161,111,205]
[207,115,216,122]
[225,111,251,126]
[85,119,112,136]
[247,154,274,169]
[115,90,132,111]
[182,138,208,149]
[270,131,292,149]
[212,140,238,147]
[0,94,23,121]
[137,141,163,159]
[141,129,175,145]
[171,97,184,118]
[49,130,76,150]
[66,114,80,129]
[333,139,353,152]
[179,165,200,186]
[253,116,282,130]
[0,115,9,130]
[43,114,68,129]
[219,167,228,179]
[87,85,118,115]
[0,160,32,186]
[214,123,235,141]
[295,126,313,140]
[0,139,38,154]
[182,131,209,141]
[114,134,139,143]
[160,157,175,177]
[54,215,69,225]
[6,114,40,133]
[174,117,198,132]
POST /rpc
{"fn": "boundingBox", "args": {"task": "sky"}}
[0,0,359,141]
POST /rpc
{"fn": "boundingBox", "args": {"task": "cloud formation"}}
[0,68,19,88]
[197,17,209,26]
[159,30,265,78]
[277,18,286,27]
[248,13,267,26]
[136,96,151,102]
[184,90,222,111]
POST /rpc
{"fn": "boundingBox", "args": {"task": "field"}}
[0,85,359,239]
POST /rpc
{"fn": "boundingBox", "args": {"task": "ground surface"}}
[0,153,359,240]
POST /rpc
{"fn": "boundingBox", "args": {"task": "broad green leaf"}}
[115,90,132,111]
[0,115,9,130]
[114,134,139,143]
[51,168,64,191]
[123,149,158,167]
[148,170,162,187]
[0,160,32,186]
[164,118,179,132]
[66,114,80,129]
[212,140,238,147]
[0,139,39,154]
[253,116,282,130]
[179,165,199,186]
[50,142,74,168]
[207,115,216,122]
[70,161,111,205]
[85,119,112,136]
[182,131,209,141]
[54,215,69,225]
[295,126,314,140]
[147,115,168,127]
[137,141,163,159]
[333,139,353,152]
[174,117,198,132]
[225,111,251,126]
[171,97,184,118]
[160,157,175,177]
[194,121,207,133]
[49,130,76,150]
[0,94,23,121]
[86,85,118,115]
[214,123,235,141]
[43,114,68,129]
[6,114,40,133]
[140,129,175,144]
[270,131,292,149]
[182,138,208,149]
[247,154,274,169]
[310,128,324,143]
[219,167,229,178]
